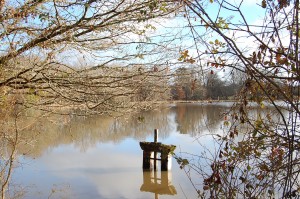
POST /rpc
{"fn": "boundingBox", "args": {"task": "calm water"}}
[8,102,273,199]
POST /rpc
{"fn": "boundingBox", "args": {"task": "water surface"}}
[10,102,259,198]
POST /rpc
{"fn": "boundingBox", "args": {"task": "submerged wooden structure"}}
[139,129,177,198]
[139,129,176,171]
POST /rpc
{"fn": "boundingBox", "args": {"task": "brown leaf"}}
[262,0,266,8]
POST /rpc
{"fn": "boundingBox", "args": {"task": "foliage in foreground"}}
[0,0,181,198]
[0,0,180,115]
[177,0,300,198]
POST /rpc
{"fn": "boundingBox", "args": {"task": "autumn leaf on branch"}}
[178,50,196,64]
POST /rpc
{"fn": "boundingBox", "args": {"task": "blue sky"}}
[0,0,269,74]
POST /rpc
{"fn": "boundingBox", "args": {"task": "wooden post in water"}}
[161,151,169,171]
[140,129,176,171]
[154,129,158,143]
[140,130,176,199]
[153,129,158,170]
[142,151,151,170]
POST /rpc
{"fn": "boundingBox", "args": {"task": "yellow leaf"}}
[260,102,265,108]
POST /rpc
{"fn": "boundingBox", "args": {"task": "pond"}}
[7,102,269,199]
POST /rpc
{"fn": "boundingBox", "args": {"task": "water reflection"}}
[172,102,233,135]
[3,102,282,199]
[16,103,232,158]
[141,171,177,198]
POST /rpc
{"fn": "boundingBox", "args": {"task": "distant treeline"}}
[170,67,243,101]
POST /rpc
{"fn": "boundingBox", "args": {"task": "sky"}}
[1,0,279,77]
[58,0,267,68]
[171,0,274,77]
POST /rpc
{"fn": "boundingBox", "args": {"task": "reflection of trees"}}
[12,105,174,157]
[0,106,28,199]
[173,103,229,136]
[16,103,234,158]
[5,103,281,159]
[0,107,175,199]
[1,103,284,198]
